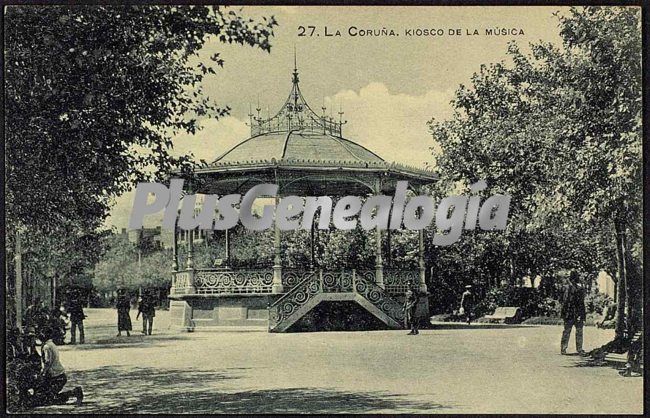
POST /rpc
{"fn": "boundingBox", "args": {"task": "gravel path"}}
[26,308,643,414]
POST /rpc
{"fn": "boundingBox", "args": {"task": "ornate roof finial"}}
[248,103,254,135]
[292,45,299,85]
[338,102,347,137]
[248,61,345,137]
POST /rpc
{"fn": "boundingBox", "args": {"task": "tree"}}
[139,251,173,289]
[5,6,277,323]
[5,5,276,233]
[93,234,140,293]
[94,233,171,298]
[429,6,641,341]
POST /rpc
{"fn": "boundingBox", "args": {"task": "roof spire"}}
[248,59,345,137]
[248,103,254,135]
[338,101,346,137]
[292,45,299,85]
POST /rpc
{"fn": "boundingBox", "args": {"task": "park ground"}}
[30,308,643,414]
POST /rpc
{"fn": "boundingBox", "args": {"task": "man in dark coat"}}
[67,291,86,344]
[404,281,427,335]
[560,271,586,355]
[404,286,418,335]
[137,292,156,335]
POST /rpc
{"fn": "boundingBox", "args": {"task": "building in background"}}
[121,226,174,252]
[596,271,616,298]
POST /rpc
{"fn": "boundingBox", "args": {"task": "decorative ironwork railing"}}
[268,269,407,331]
[171,268,418,298]
[269,271,320,329]
[193,269,274,294]
[282,269,317,291]
[354,274,406,325]
[357,270,418,295]
[356,270,376,284]
[384,270,419,295]
[321,271,354,293]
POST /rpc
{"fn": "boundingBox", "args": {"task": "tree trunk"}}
[509,254,515,285]
[15,228,23,328]
[622,233,642,336]
[613,220,627,339]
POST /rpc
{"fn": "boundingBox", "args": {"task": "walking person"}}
[67,290,86,344]
[32,326,83,407]
[459,285,474,325]
[560,271,586,355]
[116,289,132,337]
[137,291,156,336]
[404,281,419,335]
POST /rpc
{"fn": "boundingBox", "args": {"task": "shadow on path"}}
[428,322,536,330]
[568,356,628,371]
[29,365,450,414]
[59,325,191,350]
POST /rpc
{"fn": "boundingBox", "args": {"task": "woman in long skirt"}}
[116,290,132,336]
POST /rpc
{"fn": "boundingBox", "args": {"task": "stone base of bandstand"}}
[169,296,412,333]
[168,268,421,332]
[168,294,281,331]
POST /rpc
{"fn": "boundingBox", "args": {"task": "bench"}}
[482,307,522,324]
[596,331,643,376]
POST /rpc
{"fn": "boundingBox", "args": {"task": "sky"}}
[107,5,568,230]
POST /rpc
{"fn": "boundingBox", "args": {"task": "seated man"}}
[24,297,50,335]
[625,336,643,377]
[21,327,43,403]
[48,307,68,345]
[7,327,42,410]
[31,327,83,407]
[597,301,617,329]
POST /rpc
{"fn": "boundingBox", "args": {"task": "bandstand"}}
[168,66,437,332]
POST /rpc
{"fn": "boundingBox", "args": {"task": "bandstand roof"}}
[191,65,437,196]
[213,130,384,166]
